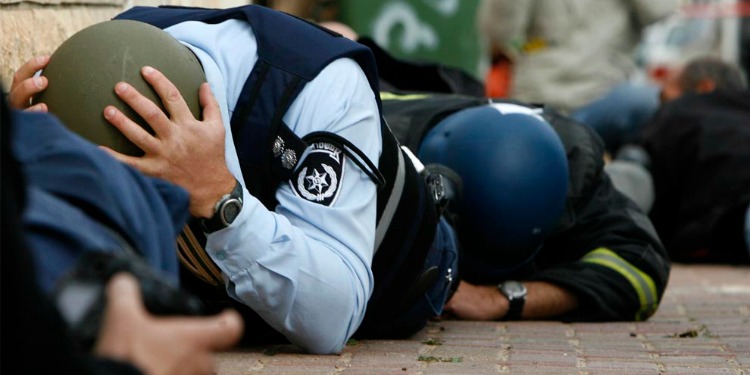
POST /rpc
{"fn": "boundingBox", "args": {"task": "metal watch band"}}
[200,179,243,233]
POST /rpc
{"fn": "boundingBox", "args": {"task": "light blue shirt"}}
[165,19,381,354]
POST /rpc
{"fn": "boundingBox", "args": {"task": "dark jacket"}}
[13,102,190,293]
[639,89,750,263]
[383,92,671,321]
[1,93,143,375]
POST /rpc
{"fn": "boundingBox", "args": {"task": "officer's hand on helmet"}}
[442,280,509,321]
[102,66,236,219]
[9,56,50,112]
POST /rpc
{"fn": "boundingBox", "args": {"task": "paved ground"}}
[215,264,750,374]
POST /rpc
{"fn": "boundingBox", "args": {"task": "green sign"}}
[338,0,483,79]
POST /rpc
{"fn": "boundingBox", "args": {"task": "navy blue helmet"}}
[418,103,569,283]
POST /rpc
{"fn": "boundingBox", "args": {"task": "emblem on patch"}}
[290,142,346,206]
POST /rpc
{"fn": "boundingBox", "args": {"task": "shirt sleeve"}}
[206,58,380,354]
[531,119,670,322]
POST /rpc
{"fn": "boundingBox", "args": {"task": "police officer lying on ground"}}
[321,28,670,320]
[380,92,670,322]
[10,5,458,354]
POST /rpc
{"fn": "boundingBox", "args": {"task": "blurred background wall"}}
[258,0,484,78]
[0,0,251,88]
[262,0,749,85]
[2,0,748,91]
[1,0,486,88]
[336,0,484,80]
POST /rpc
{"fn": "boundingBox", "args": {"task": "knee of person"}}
[572,83,659,153]
[611,82,659,106]
[604,160,655,213]
[615,83,660,127]
[615,144,652,170]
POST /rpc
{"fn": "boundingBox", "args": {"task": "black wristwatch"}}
[200,179,243,233]
[498,280,527,320]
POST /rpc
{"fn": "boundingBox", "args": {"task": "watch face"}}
[502,281,527,299]
[220,199,242,226]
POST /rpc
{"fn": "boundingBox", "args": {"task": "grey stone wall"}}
[1,0,251,90]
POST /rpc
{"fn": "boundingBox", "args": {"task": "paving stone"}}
[215,264,750,374]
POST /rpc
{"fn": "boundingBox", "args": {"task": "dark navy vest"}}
[116,5,439,339]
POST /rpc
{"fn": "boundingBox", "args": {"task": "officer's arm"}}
[521,281,578,319]
[532,171,670,322]
[207,58,380,354]
[444,280,577,320]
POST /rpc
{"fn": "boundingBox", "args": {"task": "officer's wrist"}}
[496,290,511,320]
[497,280,527,320]
[193,174,238,219]
[200,178,244,233]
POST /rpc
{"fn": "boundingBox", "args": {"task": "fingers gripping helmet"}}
[34,20,206,156]
[418,103,569,283]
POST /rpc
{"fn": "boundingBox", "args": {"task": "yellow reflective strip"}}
[380,92,431,101]
[582,248,658,320]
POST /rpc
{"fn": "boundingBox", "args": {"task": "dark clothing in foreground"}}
[13,99,190,293]
[1,97,142,374]
[639,90,750,263]
[383,92,671,321]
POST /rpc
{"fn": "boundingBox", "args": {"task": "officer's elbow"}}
[290,289,368,354]
[300,337,347,355]
[291,316,356,354]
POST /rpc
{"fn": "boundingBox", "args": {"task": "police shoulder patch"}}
[290,142,346,206]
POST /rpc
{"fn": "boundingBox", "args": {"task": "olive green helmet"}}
[34,19,206,156]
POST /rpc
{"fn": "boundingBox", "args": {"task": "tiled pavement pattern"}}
[216,264,749,374]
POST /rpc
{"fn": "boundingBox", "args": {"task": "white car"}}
[635,1,742,83]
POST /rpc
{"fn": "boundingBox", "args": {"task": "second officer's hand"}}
[102,66,236,219]
[9,55,50,111]
[442,280,508,321]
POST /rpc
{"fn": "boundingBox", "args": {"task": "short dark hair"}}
[679,56,747,92]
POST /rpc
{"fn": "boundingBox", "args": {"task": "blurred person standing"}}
[477,0,679,154]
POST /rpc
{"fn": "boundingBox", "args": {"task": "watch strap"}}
[498,280,526,320]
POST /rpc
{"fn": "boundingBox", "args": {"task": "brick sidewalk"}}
[215,264,750,374]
